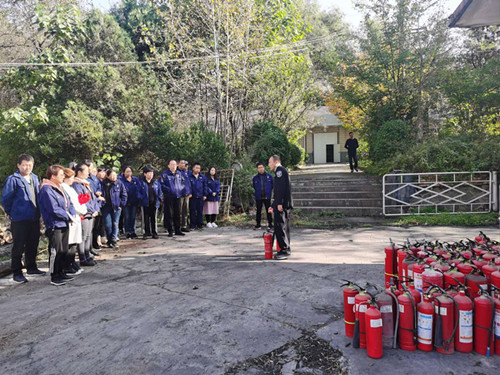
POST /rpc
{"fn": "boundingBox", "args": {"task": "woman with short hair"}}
[100,169,127,248]
[119,165,141,239]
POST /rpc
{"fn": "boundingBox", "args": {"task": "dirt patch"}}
[225,331,348,375]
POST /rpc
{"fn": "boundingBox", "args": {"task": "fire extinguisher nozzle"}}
[352,320,360,349]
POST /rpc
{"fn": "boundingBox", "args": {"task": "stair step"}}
[294,207,383,217]
[293,185,381,193]
[293,192,381,199]
[294,198,382,208]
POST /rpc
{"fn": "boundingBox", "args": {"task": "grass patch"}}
[387,212,498,226]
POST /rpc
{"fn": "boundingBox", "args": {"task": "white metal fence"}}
[383,171,496,216]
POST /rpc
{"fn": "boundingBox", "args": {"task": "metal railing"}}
[383,171,494,216]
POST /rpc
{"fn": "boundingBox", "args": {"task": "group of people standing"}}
[1,155,222,286]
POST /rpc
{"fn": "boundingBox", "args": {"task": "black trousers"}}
[256,199,272,227]
[92,214,105,249]
[348,154,358,170]
[164,197,181,234]
[142,204,158,236]
[10,220,40,275]
[274,208,291,252]
[47,227,69,279]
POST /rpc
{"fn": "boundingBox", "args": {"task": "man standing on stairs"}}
[344,132,359,173]
[268,155,292,260]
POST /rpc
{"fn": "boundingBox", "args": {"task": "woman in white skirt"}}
[204,167,221,228]
[61,168,86,275]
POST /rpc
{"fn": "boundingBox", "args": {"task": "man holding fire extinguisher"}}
[268,155,292,260]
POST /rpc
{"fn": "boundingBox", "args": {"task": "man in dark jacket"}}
[252,162,273,230]
[188,163,207,230]
[161,160,185,237]
[177,159,191,232]
[268,155,293,260]
[138,165,163,240]
[344,132,359,172]
[1,154,45,283]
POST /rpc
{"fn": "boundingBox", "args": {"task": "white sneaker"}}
[206,222,213,228]
[212,223,218,228]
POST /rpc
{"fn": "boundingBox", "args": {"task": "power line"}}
[0,32,339,69]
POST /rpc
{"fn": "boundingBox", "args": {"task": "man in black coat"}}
[344,131,359,172]
[268,155,292,260]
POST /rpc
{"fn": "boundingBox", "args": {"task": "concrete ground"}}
[0,225,499,375]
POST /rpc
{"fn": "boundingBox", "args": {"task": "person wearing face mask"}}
[39,165,77,286]
[100,169,127,248]
[1,154,44,283]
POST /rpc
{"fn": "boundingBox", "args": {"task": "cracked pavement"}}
[0,225,499,375]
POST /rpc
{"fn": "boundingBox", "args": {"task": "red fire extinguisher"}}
[375,289,398,349]
[417,294,434,351]
[353,290,371,349]
[397,249,408,290]
[365,303,383,359]
[384,239,398,289]
[413,262,426,296]
[493,287,500,356]
[434,293,457,354]
[422,268,444,293]
[444,268,465,289]
[466,268,487,300]
[341,280,360,338]
[473,291,495,356]
[263,232,273,259]
[397,287,417,351]
[482,261,499,291]
[454,289,473,353]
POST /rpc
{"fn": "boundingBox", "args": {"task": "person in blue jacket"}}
[39,165,77,286]
[119,165,141,239]
[138,165,162,240]
[1,154,45,283]
[72,163,101,265]
[91,165,107,250]
[252,162,274,230]
[188,162,207,230]
[161,159,186,237]
[177,159,192,232]
[100,169,127,248]
[203,167,221,228]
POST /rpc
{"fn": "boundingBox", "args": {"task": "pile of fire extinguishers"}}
[342,231,500,359]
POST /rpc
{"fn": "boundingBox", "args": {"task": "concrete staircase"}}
[291,165,383,217]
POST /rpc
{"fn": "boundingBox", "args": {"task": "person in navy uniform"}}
[138,165,162,240]
[344,132,359,173]
[188,163,207,230]
[177,159,192,232]
[252,162,273,230]
[1,154,45,283]
[100,169,128,248]
[203,167,221,228]
[119,165,141,239]
[161,159,186,237]
[268,155,293,260]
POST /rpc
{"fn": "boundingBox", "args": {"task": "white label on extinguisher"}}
[399,304,404,313]
[359,304,367,313]
[348,297,355,304]
[414,273,423,292]
[459,310,473,343]
[408,269,414,278]
[380,305,392,313]
[479,284,488,292]
[440,307,447,316]
[495,310,500,338]
[370,318,383,328]
[417,312,433,344]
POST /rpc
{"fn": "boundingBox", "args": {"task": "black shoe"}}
[51,278,66,286]
[152,234,159,239]
[93,246,102,251]
[108,242,119,249]
[27,269,46,276]
[143,234,150,240]
[90,248,100,256]
[13,274,28,283]
[266,226,273,232]
[126,233,131,239]
[274,251,289,260]
[167,232,174,237]
[350,170,354,173]
[355,168,359,172]
[130,233,138,239]
[253,226,261,230]
[119,229,125,235]
[175,232,185,236]
[64,268,82,275]
[80,260,96,267]
[60,273,74,281]
[196,226,203,231]
[181,228,190,233]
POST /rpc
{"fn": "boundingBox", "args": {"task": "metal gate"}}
[383,171,494,216]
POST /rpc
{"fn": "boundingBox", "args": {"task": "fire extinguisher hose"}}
[443,294,460,352]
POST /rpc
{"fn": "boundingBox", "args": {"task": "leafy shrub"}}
[370,119,416,161]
